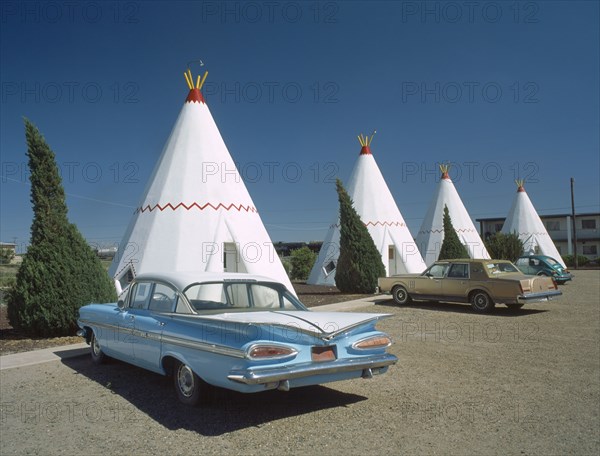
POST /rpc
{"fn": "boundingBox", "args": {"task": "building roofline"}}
[476,212,600,222]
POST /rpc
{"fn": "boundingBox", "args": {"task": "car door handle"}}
[158,322,165,327]
[128,315,135,321]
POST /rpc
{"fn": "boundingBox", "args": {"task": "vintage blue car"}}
[77,272,397,405]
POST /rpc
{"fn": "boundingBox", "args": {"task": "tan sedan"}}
[378,259,562,313]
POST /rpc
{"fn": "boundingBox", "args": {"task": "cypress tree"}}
[438,205,469,260]
[8,120,116,336]
[334,179,386,293]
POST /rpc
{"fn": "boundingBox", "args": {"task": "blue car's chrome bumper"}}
[227,353,398,385]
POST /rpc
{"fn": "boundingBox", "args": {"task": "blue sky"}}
[1,0,599,253]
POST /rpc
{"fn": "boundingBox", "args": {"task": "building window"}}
[582,245,598,255]
[545,220,560,231]
[581,219,597,229]
[494,223,503,232]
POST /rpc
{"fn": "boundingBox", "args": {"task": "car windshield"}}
[183,281,307,313]
[486,262,520,274]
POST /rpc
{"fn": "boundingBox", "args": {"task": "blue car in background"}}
[515,255,573,284]
[78,272,397,406]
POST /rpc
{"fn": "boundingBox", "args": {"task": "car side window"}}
[428,264,449,278]
[516,258,527,266]
[470,262,487,279]
[130,283,152,309]
[148,283,178,312]
[447,263,469,279]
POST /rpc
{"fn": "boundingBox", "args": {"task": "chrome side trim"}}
[161,334,245,359]
[78,319,245,358]
[78,319,128,333]
[227,353,398,384]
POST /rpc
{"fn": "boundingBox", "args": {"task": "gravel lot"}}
[1,271,598,455]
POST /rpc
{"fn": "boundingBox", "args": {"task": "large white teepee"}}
[416,164,490,266]
[109,69,294,295]
[501,180,566,267]
[308,134,426,285]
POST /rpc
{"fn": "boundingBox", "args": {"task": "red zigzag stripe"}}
[136,202,258,214]
[330,221,407,229]
[419,228,477,234]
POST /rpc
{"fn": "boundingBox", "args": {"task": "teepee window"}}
[323,260,336,276]
[117,267,134,292]
[388,246,395,260]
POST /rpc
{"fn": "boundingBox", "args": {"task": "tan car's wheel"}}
[392,286,412,305]
[470,291,495,313]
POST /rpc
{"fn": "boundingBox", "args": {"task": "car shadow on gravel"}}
[61,355,367,435]
[374,298,548,316]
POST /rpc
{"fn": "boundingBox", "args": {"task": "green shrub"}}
[562,254,590,267]
[281,257,292,277]
[485,232,524,262]
[438,205,469,260]
[334,179,386,293]
[7,120,116,337]
[0,248,15,265]
[289,246,317,281]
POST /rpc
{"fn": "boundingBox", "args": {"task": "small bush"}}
[289,246,317,281]
[562,254,590,267]
[281,257,292,277]
[485,232,524,262]
[0,248,15,265]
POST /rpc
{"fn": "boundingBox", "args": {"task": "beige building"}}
[476,213,600,260]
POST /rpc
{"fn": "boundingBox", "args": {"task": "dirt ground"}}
[1,271,598,455]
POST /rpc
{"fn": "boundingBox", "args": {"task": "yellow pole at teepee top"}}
[198,71,208,90]
[183,71,193,89]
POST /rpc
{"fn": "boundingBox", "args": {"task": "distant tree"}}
[485,232,524,262]
[8,120,116,336]
[289,246,317,281]
[438,205,469,260]
[334,179,386,293]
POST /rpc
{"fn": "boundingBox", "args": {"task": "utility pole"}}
[570,177,578,269]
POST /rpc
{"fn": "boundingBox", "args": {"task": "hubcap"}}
[475,295,487,308]
[92,336,101,356]
[177,365,195,397]
[396,289,406,302]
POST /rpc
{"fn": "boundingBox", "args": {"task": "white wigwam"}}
[109,68,293,295]
[308,133,426,285]
[501,179,566,267]
[416,164,490,266]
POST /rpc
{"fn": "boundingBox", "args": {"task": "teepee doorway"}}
[223,242,241,273]
[388,245,398,276]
